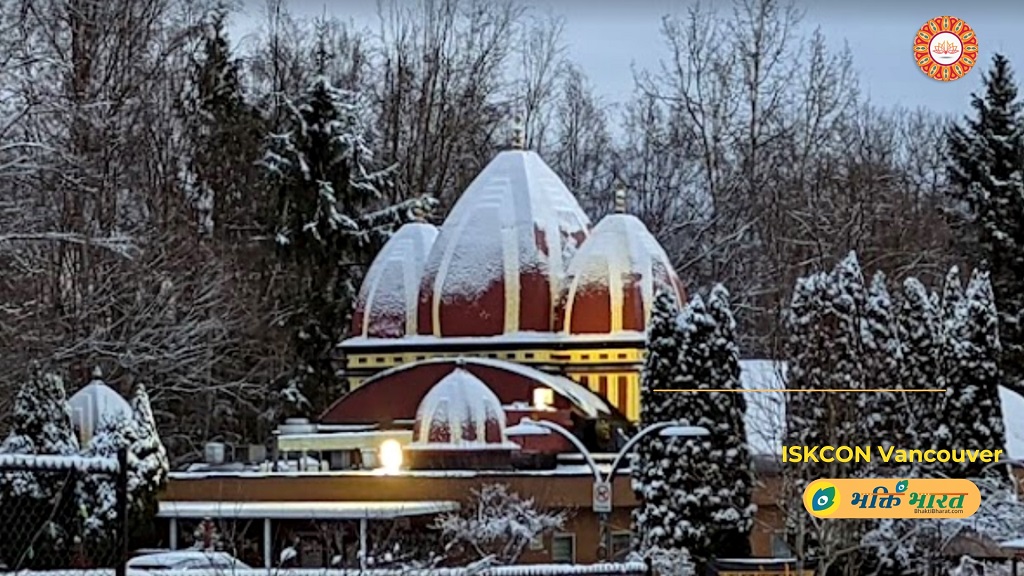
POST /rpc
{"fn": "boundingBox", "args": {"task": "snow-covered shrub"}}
[432,483,567,566]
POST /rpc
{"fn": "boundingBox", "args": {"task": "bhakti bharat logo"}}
[914,16,978,81]
[803,478,981,519]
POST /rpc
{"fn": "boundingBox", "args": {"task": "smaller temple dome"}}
[556,212,686,335]
[69,378,132,445]
[351,222,439,338]
[409,367,517,449]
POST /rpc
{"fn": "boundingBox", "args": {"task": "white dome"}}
[69,379,132,444]
[409,367,518,449]
[557,213,686,334]
[350,221,438,338]
[416,150,591,337]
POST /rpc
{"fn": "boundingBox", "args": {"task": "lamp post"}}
[506,418,709,560]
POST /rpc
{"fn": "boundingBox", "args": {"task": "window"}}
[551,533,575,563]
[579,375,589,386]
[771,532,793,557]
[610,532,632,561]
[529,536,544,551]
[581,354,590,360]
[599,353,608,360]
[524,352,535,359]
[356,357,367,364]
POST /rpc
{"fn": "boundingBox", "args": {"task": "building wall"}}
[163,471,783,563]
[338,345,645,421]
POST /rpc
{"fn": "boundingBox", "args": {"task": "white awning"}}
[276,429,412,452]
[158,500,459,520]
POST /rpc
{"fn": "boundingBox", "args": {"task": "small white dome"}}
[409,367,518,449]
[69,380,132,444]
[351,222,438,338]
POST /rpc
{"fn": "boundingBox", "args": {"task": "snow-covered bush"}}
[432,483,567,566]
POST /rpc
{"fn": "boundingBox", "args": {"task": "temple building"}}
[156,127,1024,570]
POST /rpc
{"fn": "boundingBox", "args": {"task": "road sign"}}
[592,480,612,513]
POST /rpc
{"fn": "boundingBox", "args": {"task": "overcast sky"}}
[229,0,1024,119]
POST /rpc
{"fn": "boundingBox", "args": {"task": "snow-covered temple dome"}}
[69,377,132,444]
[409,367,513,447]
[556,188,686,335]
[415,150,591,338]
[350,220,439,338]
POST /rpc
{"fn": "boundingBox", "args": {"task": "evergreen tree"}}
[261,71,419,416]
[859,272,904,473]
[0,366,79,569]
[946,53,1024,395]
[947,270,1007,478]
[701,285,755,559]
[898,277,944,461]
[179,6,268,239]
[76,415,132,565]
[632,292,689,554]
[127,384,170,550]
[936,267,968,458]
[783,254,870,574]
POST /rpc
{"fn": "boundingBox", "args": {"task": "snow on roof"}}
[740,360,788,456]
[68,379,132,442]
[998,386,1024,461]
[409,368,519,450]
[417,150,591,336]
[559,213,685,334]
[352,222,438,338]
[157,500,460,519]
[738,360,1024,461]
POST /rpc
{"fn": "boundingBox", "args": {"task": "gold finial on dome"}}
[510,114,525,150]
[614,182,627,213]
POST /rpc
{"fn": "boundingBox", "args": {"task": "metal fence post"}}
[115,447,129,576]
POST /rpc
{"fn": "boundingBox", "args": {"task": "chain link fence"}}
[0,450,128,575]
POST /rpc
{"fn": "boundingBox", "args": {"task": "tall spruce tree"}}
[946,53,1024,395]
[632,292,689,554]
[948,270,1007,478]
[261,70,417,415]
[180,7,268,239]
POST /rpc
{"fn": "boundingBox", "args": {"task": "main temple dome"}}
[415,149,591,338]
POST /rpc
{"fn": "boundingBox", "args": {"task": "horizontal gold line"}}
[654,389,948,393]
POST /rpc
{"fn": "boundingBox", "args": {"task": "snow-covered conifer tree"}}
[126,383,170,549]
[898,277,944,460]
[859,272,904,474]
[699,285,755,559]
[946,270,1007,479]
[946,54,1024,396]
[261,68,422,415]
[632,291,689,554]
[935,267,968,462]
[76,414,132,561]
[783,254,871,574]
[0,366,79,568]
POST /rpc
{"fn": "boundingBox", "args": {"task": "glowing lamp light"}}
[532,387,554,410]
[378,439,404,474]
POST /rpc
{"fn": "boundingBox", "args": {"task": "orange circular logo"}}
[914,16,977,81]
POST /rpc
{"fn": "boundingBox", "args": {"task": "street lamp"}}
[506,418,709,560]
